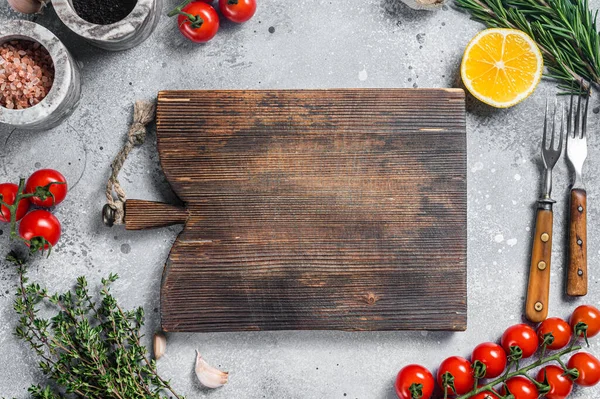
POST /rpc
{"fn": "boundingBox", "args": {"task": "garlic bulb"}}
[153,332,167,360]
[400,0,444,10]
[195,350,229,389]
[7,0,45,14]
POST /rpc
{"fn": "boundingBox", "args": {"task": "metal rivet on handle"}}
[578,269,584,276]
[577,239,583,246]
[537,261,547,270]
[534,302,543,312]
[541,233,550,242]
[578,206,584,212]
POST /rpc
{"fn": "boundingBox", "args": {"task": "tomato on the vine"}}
[0,183,29,222]
[570,305,600,338]
[501,324,539,359]
[568,352,600,387]
[537,317,572,350]
[25,169,68,207]
[219,0,256,23]
[501,376,539,399]
[19,210,61,250]
[437,356,474,395]
[178,2,219,43]
[536,365,573,399]
[394,364,434,399]
[471,342,507,378]
[473,391,500,399]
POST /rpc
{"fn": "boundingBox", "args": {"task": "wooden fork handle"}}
[567,189,587,296]
[525,207,553,323]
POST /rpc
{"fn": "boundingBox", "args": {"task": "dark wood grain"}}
[567,189,587,296]
[125,200,188,230]
[151,89,467,332]
[525,208,553,322]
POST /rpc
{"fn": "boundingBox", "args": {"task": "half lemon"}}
[461,28,543,108]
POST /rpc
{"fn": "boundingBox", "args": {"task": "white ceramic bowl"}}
[0,20,81,131]
[53,0,162,51]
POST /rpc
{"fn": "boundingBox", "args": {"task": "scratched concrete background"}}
[1,0,600,398]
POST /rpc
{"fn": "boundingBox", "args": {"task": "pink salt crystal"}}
[0,40,54,109]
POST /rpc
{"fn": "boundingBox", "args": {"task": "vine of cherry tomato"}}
[437,356,474,395]
[219,0,256,23]
[393,305,600,399]
[19,210,61,250]
[538,317,572,350]
[501,376,539,399]
[471,342,507,378]
[568,352,600,387]
[0,183,30,222]
[1,168,67,253]
[537,365,574,399]
[501,323,539,359]
[170,0,257,43]
[472,391,500,399]
[394,365,434,399]
[25,169,68,207]
[570,305,600,339]
[177,2,220,43]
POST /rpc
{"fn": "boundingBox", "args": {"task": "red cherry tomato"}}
[0,183,30,222]
[501,324,539,359]
[536,365,573,399]
[537,317,572,350]
[473,391,500,399]
[19,210,61,250]
[437,356,474,395]
[25,169,68,207]
[471,342,507,378]
[178,2,219,43]
[219,0,256,23]
[568,352,600,387]
[394,364,434,399]
[501,376,539,399]
[570,305,600,338]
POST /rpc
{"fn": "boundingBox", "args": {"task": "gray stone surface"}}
[1,1,600,398]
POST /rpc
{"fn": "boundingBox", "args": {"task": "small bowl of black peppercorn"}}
[52,0,162,51]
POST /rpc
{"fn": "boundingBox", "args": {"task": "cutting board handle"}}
[103,200,188,230]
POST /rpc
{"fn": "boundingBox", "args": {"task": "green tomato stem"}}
[167,0,192,17]
[455,345,582,399]
[4,178,32,247]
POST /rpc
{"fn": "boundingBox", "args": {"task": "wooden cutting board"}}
[126,89,467,332]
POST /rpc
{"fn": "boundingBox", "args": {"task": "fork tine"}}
[543,98,549,151]
[568,91,574,138]
[574,92,581,139]
[582,88,590,139]
[557,103,564,153]
[550,98,557,149]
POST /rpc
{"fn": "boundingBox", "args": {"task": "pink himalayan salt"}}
[0,40,54,110]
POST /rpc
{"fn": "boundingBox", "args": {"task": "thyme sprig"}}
[455,0,600,92]
[8,252,184,399]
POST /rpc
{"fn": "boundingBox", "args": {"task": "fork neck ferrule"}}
[572,174,586,191]
[541,169,553,202]
[537,198,555,210]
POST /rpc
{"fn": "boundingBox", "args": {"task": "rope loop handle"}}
[103,100,156,226]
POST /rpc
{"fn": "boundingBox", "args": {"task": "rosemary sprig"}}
[455,0,600,92]
[7,252,184,399]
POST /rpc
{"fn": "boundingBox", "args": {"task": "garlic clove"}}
[153,332,167,360]
[195,350,229,389]
[7,0,46,14]
[399,0,444,10]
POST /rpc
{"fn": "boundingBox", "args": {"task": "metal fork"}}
[526,99,564,323]
[566,91,590,296]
